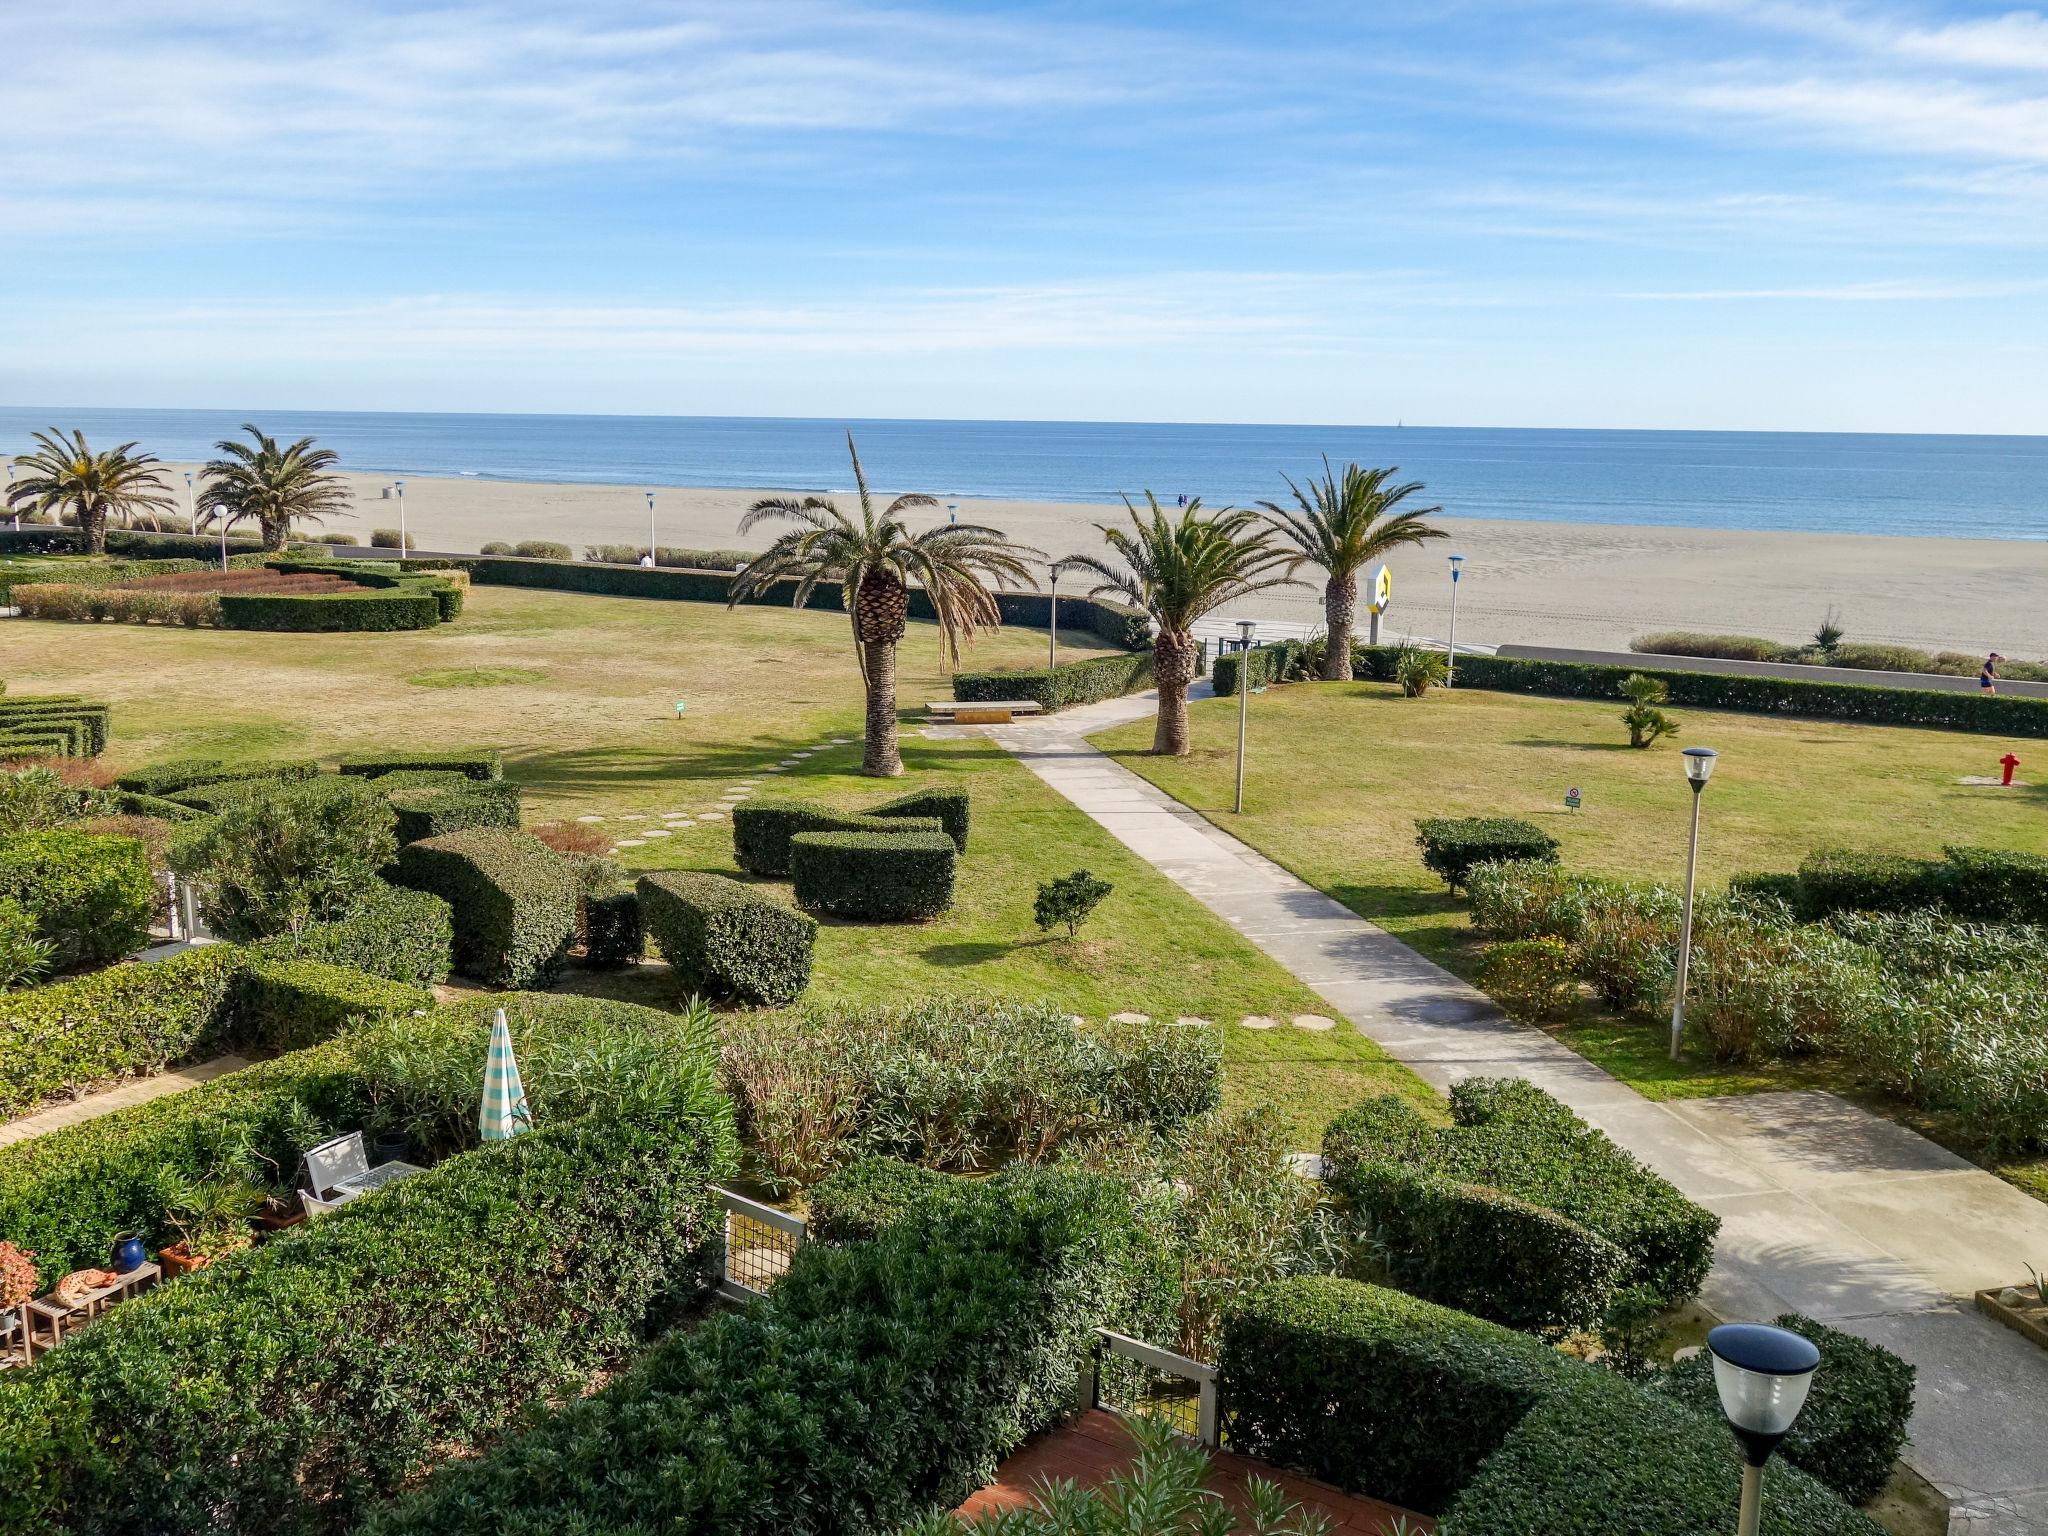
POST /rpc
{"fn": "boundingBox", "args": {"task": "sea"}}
[2,407,2043,541]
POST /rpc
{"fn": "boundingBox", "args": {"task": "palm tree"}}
[729,433,1041,777]
[1259,459,1446,681]
[1065,495,1298,756]
[197,425,351,552]
[5,429,175,554]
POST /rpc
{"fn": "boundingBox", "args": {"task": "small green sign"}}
[674,701,687,717]
[1565,786,1582,812]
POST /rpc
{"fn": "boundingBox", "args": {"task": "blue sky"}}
[4,0,2047,430]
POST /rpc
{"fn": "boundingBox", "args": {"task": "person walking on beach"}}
[1981,652,2003,694]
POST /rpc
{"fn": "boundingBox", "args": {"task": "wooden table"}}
[22,1262,160,1362]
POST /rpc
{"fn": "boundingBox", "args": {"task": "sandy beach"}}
[160,464,2048,657]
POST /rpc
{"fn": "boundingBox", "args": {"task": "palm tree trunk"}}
[1324,574,1357,682]
[861,639,903,776]
[263,515,287,553]
[1152,627,1197,755]
[84,503,107,556]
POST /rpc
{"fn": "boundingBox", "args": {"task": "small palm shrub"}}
[1034,868,1112,937]
[1476,938,1579,1021]
[1396,643,1449,696]
[1619,672,1678,748]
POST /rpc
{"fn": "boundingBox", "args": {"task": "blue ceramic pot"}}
[112,1236,145,1274]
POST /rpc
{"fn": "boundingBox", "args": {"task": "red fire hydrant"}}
[2001,752,2021,787]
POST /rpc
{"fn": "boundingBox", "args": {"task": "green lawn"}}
[1093,678,2048,1188]
[6,586,1426,1143]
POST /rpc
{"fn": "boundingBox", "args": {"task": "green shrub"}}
[250,882,453,986]
[114,757,317,798]
[1574,879,1683,1011]
[1475,936,1579,1020]
[1211,639,1306,696]
[1396,644,1449,696]
[0,698,110,755]
[1415,816,1560,891]
[388,778,521,843]
[231,958,432,1053]
[1940,844,2048,924]
[479,539,514,554]
[1467,861,1602,942]
[1686,910,1876,1064]
[390,829,577,988]
[1797,848,1948,916]
[1728,869,1813,916]
[170,777,398,940]
[730,798,942,877]
[337,750,503,782]
[370,526,415,549]
[869,785,971,851]
[1632,631,1796,662]
[511,539,573,559]
[1437,1372,1879,1536]
[583,543,754,570]
[791,829,958,920]
[1219,1276,1573,1513]
[1324,1080,1717,1318]
[581,887,643,968]
[637,870,815,1005]
[1658,1314,1914,1505]
[720,1000,1220,1190]
[805,1155,956,1243]
[0,1116,730,1536]
[361,1165,1164,1536]
[1034,868,1113,937]
[0,829,153,966]
[952,651,1156,712]
[0,897,52,990]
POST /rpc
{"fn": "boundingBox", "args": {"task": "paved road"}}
[940,688,2048,1535]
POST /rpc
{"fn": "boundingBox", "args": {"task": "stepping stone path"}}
[1291,1014,1337,1032]
[576,814,604,823]
[614,839,646,849]
[1238,1015,1277,1030]
[1174,1016,1212,1029]
[644,829,672,838]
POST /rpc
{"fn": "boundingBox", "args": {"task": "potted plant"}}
[0,1241,37,1338]
[253,1188,306,1233]
[156,1172,265,1277]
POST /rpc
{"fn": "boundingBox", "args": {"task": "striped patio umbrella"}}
[478,1008,532,1142]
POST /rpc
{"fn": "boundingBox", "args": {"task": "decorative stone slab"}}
[575,814,604,823]
[1238,1015,1277,1030]
[1108,1011,1151,1024]
[613,839,645,848]
[644,829,672,838]
[1291,1014,1337,1032]
[1174,1016,1212,1029]
[619,813,646,821]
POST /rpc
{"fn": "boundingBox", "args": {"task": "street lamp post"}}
[1668,746,1719,1061]
[1234,618,1256,814]
[1446,554,1465,685]
[395,478,407,556]
[1707,1323,1820,1536]
[185,471,195,535]
[947,501,958,526]
[646,490,657,564]
[1047,564,1060,672]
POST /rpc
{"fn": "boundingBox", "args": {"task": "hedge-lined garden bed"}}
[10,559,462,633]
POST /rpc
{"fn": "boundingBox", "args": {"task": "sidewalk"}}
[0,1055,250,1149]
[951,689,2048,1536]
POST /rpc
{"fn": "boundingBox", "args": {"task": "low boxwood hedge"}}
[0,1115,730,1536]
[637,869,815,1004]
[0,731,71,763]
[360,1165,1166,1536]
[1657,1313,1915,1506]
[232,957,432,1053]
[953,651,1156,712]
[0,698,109,755]
[731,798,943,877]
[1323,1080,1718,1321]
[1212,639,1306,696]
[1416,816,1561,891]
[790,829,958,920]
[870,785,971,852]
[804,1155,957,1243]
[248,882,453,987]
[581,887,644,968]
[113,757,318,798]
[1778,844,2048,925]
[1356,643,2048,738]
[0,827,154,968]
[387,778,521,843]
[337,750,504,782]
[391,828,577,987]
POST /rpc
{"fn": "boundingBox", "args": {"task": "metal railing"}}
[713,1187,805,1301]
[1089,1328,1219,1449]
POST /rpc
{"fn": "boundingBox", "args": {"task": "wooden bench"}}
[925,699,1046,725]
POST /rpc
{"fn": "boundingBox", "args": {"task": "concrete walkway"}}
[951,689,2048,1536]
[0,1055,250,1149]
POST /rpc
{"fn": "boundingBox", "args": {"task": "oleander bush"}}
[869,785,971,851]
[1633,629,2048,682]
[1467,861,1605,943]
[580,543,755,569]
[1684,908,1876,1063]
[1632,630,1794,662]
[1475,936,1579,1020]
[370,526,416,549]
[1324,1080,1718,1323]
[804,1155,957,1243]
[719,999,1221,1190]
[170,776,398,940]
[1415,816,1560,891]
[1658,1313,1914,1505]
[952,651,1157,712]
[730,798,943,877]
[361,1165,1166,1536]
[0,828,153,966]
[790,829,958,920]
[637,869,815,1005]
[391,828,578,988]
[387,777,522,843]
[337,750,504,781]
[0,1114,730,1536]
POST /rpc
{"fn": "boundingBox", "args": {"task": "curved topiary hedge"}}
[636,869,815,1004]
[390,828,577,987]
[790,829,958,920]
[731,799,942,877]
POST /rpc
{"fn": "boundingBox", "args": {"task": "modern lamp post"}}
[1668,745,1719,1061]
[1446,554,1465,685]
[1047,562,1061,672]
[1707,1323,1820,1536]
[185,470,196,535]
[1234,617,1256,814]
[395,478,407,555]
[646,490,657,564]
[947,501,958,526]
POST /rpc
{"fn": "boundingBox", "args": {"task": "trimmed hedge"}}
[581,887,644,968]
[338,750,504,782]
[0,1116,731,1536]
[249,882,454,987]
[1658,1313,1915,1505]
[1357,643,2048,738]
[637,870,815,1004]
[231,957,432,1053]
[391,828,577,987]
[1212,638,1306,696]
[731,798,943,877]
[1785,844,2048,925]
[388,778,521,843]
[804,1155,957,1243]
[361,1165,1165,1536]
[216,586,442,631]
[114,757,318,798]
[953,650,1155,712]
[1416,816,1561,891]
[0,828,154,967]
[1324,1080,1718,1320]
[870,785,971,851]
[790,829,958,920]
[0,698,110,756]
